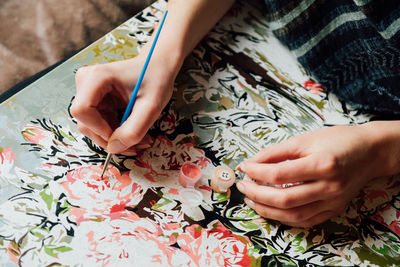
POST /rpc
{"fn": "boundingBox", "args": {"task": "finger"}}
[74,108,113,141]
[75,66,114,105]
[280,210,338,228]
[247,137,303,163]
[77,123,108,149]
[107,98,161,153]
[244,198,329,223]
[72,68,116,140]
[236,180,326,209]
[120,150,137,156]
[134,134,154,150]
[135,143,152,150]
[240,155,319,184]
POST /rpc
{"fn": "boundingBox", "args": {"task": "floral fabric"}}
[0,0,399,266]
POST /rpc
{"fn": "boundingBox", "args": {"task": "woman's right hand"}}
[71,0,236,155]
[71,53,181,155]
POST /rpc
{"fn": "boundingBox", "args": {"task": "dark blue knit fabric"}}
[264,0,400,114]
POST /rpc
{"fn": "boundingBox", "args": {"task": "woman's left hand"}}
[236,122,400,227]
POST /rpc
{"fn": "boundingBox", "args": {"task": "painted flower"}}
[0,147,15,181]
[372,204,400,236]
[124,135,213,221]
[20,120,99,182]
[61,165,143,223]
[176,222,253,266]
[58,213,193,266]
[21,125,48,144]
[303,80,324,95]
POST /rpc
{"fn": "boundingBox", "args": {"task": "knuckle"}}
[255,207,268,219]
[268,168,282,184]
[249,192,259,204]
[289,210,305,222]
[70,102,87,118]
[319,154,340,176]
[75,67,90,83]
[325,180,345,197]
[75,64,108,84]
[75,67,85,81]
[276,195,293,209]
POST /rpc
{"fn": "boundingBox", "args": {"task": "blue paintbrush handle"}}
[120,10,168,126]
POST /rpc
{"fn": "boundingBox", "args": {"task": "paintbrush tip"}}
[100,153,112,179]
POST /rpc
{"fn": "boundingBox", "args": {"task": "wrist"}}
[139,39,185,79]
[360,121,400,177]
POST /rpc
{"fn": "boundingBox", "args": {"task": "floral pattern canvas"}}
[0,0,399,266]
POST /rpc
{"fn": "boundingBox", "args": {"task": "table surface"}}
[0,0,399,266]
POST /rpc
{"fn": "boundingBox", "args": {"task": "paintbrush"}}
[100,10,168,178]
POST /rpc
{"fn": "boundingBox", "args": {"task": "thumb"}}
[107,99,161,154]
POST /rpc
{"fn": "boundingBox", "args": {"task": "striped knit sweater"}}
[264,0,400,114]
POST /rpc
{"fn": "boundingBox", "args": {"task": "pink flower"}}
[160,113,177,132]
[303,80,324,95]
[6,242,19,264]
[61,215,254,266]
[195,156,211,169]
[177,222,253,266]
[371,204,400,236]
[60,213,183,266]
[61,165,143,223]
[0,147,14,164]
[21,125,47,144]
[0,147,15,178]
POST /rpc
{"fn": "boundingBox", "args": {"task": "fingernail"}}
[236,162,246,172]
[235,164,242,172]
[235,162,246,172]
[236,181,245,193]
[244,198,255,209]
[108,140,126,153]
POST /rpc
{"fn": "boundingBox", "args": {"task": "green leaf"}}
[44,245,73,257]
[39,190,54,210]
[59,130,75,142]
[240,221,260,230]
